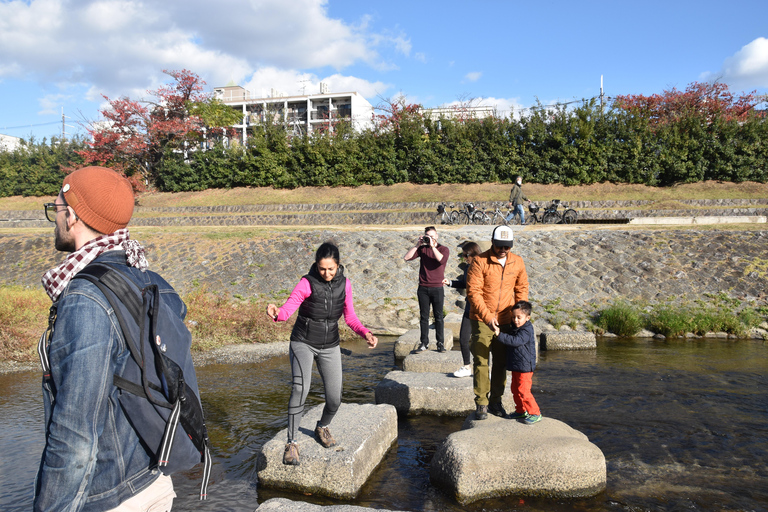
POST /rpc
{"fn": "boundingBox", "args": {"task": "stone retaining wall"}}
[1,226,766,331]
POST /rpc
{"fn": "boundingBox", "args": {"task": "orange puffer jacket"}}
[466,248,529,325]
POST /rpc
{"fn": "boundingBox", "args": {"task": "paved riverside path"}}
[1,225,766,332]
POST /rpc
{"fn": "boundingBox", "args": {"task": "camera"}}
[421,235,433,246]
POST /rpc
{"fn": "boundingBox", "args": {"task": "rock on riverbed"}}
[257,403,397,499]
[430,414,606,504]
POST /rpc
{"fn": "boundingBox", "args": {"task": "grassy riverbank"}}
[0,285,296,363]
[2,180,768,210]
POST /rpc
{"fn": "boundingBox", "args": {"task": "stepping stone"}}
[430,414,606,504]
[257,497,408,512]
[540,331,596,350]
[402,350,469,373]
[257,403,397,499]
[393,327,454,360]
[375,370,512,416]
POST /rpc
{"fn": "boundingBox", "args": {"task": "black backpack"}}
[39,263,212,500]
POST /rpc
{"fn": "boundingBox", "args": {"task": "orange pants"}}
[511,371,540,416]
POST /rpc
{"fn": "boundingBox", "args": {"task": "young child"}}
[492,300,541,424]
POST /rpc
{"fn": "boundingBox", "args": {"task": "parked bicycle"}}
[434,203,455,225]
[450,203,476,225]
[541,199,578,224]
[471,205,493,225]
[526,203,542,225]
[486,203,513,225]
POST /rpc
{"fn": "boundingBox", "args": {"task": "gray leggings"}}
[287,340,342,442]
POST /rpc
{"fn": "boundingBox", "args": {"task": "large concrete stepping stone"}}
[540,331,596,350]
[256,403,397,499]
[393,327,454,360]
[375,370,512,416]
[430,414,606,504]
[402,350,468,373]
[257,497,407,511]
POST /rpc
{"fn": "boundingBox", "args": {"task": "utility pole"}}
[62,108,66,141]
[600,75,604,116]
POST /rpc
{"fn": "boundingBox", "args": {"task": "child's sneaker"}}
[452,365,471,378]
[524,414,542,425]
[508,411,529,420]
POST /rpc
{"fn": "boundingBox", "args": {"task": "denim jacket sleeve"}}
[34,283,122,512]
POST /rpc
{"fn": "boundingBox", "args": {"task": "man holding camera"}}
[404,226,450,352]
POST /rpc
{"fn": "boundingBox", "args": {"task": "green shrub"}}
[596,301,643,337]
[647,305,691,338]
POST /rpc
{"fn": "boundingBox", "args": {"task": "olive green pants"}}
[470,319,509,406]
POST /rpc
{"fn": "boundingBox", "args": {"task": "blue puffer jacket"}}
[496,321,536,373]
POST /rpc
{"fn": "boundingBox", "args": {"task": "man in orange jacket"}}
[466,225,529,419]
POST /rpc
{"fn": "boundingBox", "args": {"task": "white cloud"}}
[464,71,482,83]
[242,67,391,101]
[0,0,402,108]
[704,37,768,91]
[38,93,69,116]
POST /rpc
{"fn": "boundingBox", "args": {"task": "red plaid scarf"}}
[41,229,148,301]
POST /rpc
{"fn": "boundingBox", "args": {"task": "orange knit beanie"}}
[62,166,134,234]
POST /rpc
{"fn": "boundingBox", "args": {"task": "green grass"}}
[3,180,768,210]
[595,301,643,337]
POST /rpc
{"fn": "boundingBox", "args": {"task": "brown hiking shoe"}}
[283,442,299,465]
[314,424,337,448]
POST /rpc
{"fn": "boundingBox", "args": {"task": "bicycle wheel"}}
[471,211,486,225]
[449,211,460,224]
[563,209,578,224]
[434,212,448,225]
[456,212,471,225]
[527,213,538,225]
[542,212,559,224]
[492,212,507,226]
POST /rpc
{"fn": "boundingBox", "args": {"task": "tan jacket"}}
[466,248,529,325]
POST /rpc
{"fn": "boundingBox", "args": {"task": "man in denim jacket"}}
[36,167,182,511]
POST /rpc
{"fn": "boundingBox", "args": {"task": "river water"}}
[2,337,767,512]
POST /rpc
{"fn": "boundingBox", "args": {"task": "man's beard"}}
[54,222,76,252]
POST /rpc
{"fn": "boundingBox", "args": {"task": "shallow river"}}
[1,337,767,511]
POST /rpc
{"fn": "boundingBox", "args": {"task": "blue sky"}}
[1,0,767,141]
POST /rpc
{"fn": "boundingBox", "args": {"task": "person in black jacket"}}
[267,242,378,465]
[443,241,481,377]
[492,300,541,424]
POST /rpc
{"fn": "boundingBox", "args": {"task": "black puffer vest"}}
[290,263,347,349]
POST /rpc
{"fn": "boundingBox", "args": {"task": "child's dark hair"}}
[512,300,532,316]
[315,242,340,265]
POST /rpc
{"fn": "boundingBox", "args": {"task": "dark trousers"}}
[459,304,471,365]
[417,285,444,349]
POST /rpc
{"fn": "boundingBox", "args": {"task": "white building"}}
[213,82,375,143]
[0,133,22,152]
[420,105,496,121]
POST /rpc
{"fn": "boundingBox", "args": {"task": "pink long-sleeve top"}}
[275,278,370,338]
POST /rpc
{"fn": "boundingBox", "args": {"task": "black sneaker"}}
[488,402,507,418]
[437,346,446,353]
[475,404,488,420]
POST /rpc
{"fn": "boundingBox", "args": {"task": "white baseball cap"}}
[491,225,514,247]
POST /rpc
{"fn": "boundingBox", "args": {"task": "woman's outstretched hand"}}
[266,304,279,321]
[365,331,378,349]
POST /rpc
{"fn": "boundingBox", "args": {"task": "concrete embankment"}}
[1,225,767,331]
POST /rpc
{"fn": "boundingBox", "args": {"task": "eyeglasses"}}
[44,203,67,222]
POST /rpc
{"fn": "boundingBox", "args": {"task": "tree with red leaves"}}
[613,81,763,128]
[78,69,213,189]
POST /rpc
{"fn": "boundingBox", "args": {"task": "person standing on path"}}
[404,226,450,352]
[466,225,529,419]
[443,241,481,377]
[267,242,378,466]
[505,176,531,224]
